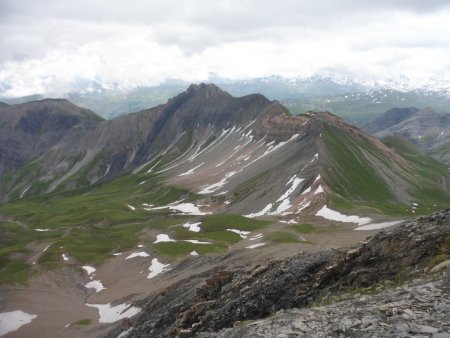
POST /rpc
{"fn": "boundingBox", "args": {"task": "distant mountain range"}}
[2,76,449,122]
[1,84,448,216]
[284,89,450,126]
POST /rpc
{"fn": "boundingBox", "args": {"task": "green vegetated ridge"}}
[383,134,450,212]
[322,125,450,215]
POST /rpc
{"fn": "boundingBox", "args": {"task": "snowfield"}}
[182,222,202,232]
[226,229,251,238]
[154,234,176,243]
[147,258,171,279]
[246,243,266,249]
[126,252,150,259]
[82,265,96,275]
[315,205,371,225]
[0,310,37,336]
[355,220,403,230]
[86,303,141,323]
[85,280,106,293]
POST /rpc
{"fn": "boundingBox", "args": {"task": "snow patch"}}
[86,303,141,323]
[40,244,52,255]
[146,159,162,173]
[273,198,292,215]
[298,201,311,212]
[269,175,305,215]
[301,153,319,171]
[198,171,237,194]
[183,239,212,244]
[276,176,304,202]
[154,234,176,243]
[190,251,199,256]
[262,134,300,157]
[20,185,32,198]
[127,204,136,211]
[245,203,273,218]
[301,186,312,195]
[354,220,403,231]
[62,254,69,261]
[315,205,371,225]
[182,222,202,232]
[82,266,96,275]
[241,134,299,169]
[314,185,324,195]
[117,327,133,338]
[246,243,266,249]
[215,191,228,196]
[0,310,37,336]
[147,258,170,279]
[279,219,297,224]
[35,228,49,232]
[249,233,263,241]
[226,229,251,238]
[169,203,210,215]
[125,252,150,259]
[244,129,253,138]
[104,164,111,176]
[144,202,210,216]
[247,175,304,218]
[178,162,204,176]
[85,280,106,293]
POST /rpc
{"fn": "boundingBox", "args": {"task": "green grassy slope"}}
[322,125,450,215]
[0,166,272,284]
[0,171,191,284]
[383,134,450,213]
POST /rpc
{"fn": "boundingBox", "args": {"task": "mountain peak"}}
[186,83,231,99]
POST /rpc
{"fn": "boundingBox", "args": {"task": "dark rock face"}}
[0,98,102,176]
[112,209,450,338]
[363,107,419,134]
[0,84,292,199]
[16,108,80,134]
[208,273,450,337]
[132,84,275,167]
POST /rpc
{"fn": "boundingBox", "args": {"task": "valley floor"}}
[0,220,378,338]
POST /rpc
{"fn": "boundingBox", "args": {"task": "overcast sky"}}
[0,0,449,96]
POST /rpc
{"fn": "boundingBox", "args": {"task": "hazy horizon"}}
[1,0,449,97]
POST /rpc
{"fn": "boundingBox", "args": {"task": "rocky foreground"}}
[107,209,450,338]
[205,272,450,337]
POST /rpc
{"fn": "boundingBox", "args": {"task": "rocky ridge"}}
[208,274,450,337]
[107,209,450,338]
[1,84,448,218]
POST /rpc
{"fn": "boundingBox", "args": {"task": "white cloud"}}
[0,1,449,96]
